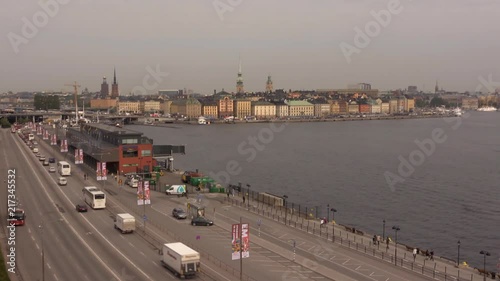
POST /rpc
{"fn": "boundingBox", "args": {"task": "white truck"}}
[114,213,136,234]
[165,185,186,196]
[161,242,200,278]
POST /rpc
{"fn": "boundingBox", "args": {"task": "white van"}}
[33,147,39,153]
[166,185,186,196]
[127,178,138,188]
[58,177,67,186]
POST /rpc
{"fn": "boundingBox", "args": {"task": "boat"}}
[453,108,462,117]
[477,106,497,112]
[198,117,207,125]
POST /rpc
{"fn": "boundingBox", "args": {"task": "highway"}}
[1,129,230,281]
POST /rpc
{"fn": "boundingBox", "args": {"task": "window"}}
[123,150,138,158]
[141,150,151,157]
[122,138,138,144]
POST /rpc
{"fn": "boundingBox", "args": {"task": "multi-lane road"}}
[1,127,442,281]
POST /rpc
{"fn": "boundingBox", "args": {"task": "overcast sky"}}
[1,0,499,94]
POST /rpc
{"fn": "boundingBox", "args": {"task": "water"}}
[128,112,500,270]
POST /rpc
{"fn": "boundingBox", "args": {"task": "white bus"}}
[28,133,34,140]
[57,161,71,176]
[83,186,106,209]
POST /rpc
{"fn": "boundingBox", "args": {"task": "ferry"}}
[198,117,207,125]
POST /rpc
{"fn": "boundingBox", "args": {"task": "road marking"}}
[47,263,52,269]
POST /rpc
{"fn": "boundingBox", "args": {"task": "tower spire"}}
[113,67,117,84]
[236,56,244,94]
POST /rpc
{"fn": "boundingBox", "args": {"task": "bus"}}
[8,209,26,226]
[83,186,106,209]
[28,133,34,141]
[57,161,71,176]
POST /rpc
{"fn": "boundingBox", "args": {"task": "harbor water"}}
[128,112,500,270]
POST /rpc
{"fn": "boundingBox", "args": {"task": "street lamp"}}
[383,219,386,240]
[331,208,337,242]
[392,226,400,266]
[283,195,288,225]
[457,240,461,267]
[246,184,251,209]
[479,250,490,281]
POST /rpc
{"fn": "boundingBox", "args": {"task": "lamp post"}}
[327,204,330,222]
[39,223,45,281]
[457,240,461,267]
[246,184,250,209]
[283,195,288,225]
[383,219,386,240]
[392,226,400,266]
[331,208,337,242]
[479,250,490,281]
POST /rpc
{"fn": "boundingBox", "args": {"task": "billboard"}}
[61,139,68,152]
[96,162,102,181]
[51,134,57,145]
[137,180,144,205]
[232,223,250,260]
[43,130,49,140]
[101,162,107,180]
[75,149,83,164]
[143,181,151,205]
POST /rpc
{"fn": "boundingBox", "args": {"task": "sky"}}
[1,0,499,94]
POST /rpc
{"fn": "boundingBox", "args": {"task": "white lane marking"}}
[53,273,60,281]
[47,263,52,269]
[14,138,124,281]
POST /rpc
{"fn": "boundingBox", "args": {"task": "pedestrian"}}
[242,196,246,204]
[386,237,390,250]
[425,249,429,260]
[227,191,230,200]
[430,250,434,261]
[413,248,417,262]
[373,235,377,245]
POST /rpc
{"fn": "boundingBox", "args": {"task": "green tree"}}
[0,117,11,128]
[429,97,448,108]
[415,99,428,108]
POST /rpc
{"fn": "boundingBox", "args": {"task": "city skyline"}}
[1,1,499,94]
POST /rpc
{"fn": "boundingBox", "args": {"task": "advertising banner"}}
[78,149,83,164]
[75,150,79,164]
[101,162,107,180]
[96,162,102,181]
[137,181,144,205]
[51,134,57,146]
[62,139,68,152]
[43,130,49,140]
[143,181,151,205]
[60,139,64,152]
[36,126,42,135]
[231,223,250,260]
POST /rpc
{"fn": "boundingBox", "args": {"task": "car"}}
[75,203,87,212]
[43,160,49,166]
[50,167,57,173]
[191,216,213,226]
[36,153,41,157]
[172,208,187,219]
[58,177,67,185]
[39,156,46,161]
[32,141,38,145]
[48,157,55,163]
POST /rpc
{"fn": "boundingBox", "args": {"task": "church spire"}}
[113,67,117,84]
[236,56,244,94]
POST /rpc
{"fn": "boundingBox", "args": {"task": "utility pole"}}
[239,217,243,281]
[65,82,81,121]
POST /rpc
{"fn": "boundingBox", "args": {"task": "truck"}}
[114,213,136,234]
[165,185,186,196]
[161,242,200,278]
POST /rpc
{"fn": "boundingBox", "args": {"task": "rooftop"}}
[84,123,142,136]
[286,100,313,106]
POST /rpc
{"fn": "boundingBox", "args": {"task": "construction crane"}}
[65,81,81,121]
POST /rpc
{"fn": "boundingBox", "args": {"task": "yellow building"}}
[161,101,172,114]
[275,102,289,118]
[251,101,276,118]
[201,101,218,118]
[140,100,161,113]
[330,101,340,114]
[90,98,117,110]
[286,100,314,116]
[117,101,140,114]
[170,100,187,116]
[186,98,202,118]
[348,101,359,114]
[233,100,251,119]
[405,99,415,112]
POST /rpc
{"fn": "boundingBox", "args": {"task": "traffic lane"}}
[12,134,147,281]
[219,204,432,281]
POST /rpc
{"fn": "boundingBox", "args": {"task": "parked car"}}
[43,160,49,166]
[50,167,57,173]
[172,208,187,219]
[48,157,56,163]
[75,203,87,212]
[191,216,213,226]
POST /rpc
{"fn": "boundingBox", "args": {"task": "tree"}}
[34,94,60,110]
[415,99,428,108]
[0,117,11,128]
[429,97,448,108]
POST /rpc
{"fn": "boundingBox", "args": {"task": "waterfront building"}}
[312,101,330,117]
[90,98,117,110]
[111,68,119,98]
[170,100,186,116]
[186,98,202,118]
[286,100,314,116]
[389,99,398,114]
[381,102,390,114]
[405,98,415,112]
[461,97,479,110]
[329,101,340,114]
[348,101,359,114]
[251,101,276,119]
[100,76,109,98]
[160,100,172,114]
[118,101,140,114]
[368,99,381,114]
[233,100,251,119]
[266,75,273,93]
[317,88,379,98]
[140,100,161,113]
[214,91,234,118]
[397,96,406,112]
[274,101,289,118]
[359,103,370,114]
[201,100,219,119]
[158,89,181,99]
[338,100,348,114]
